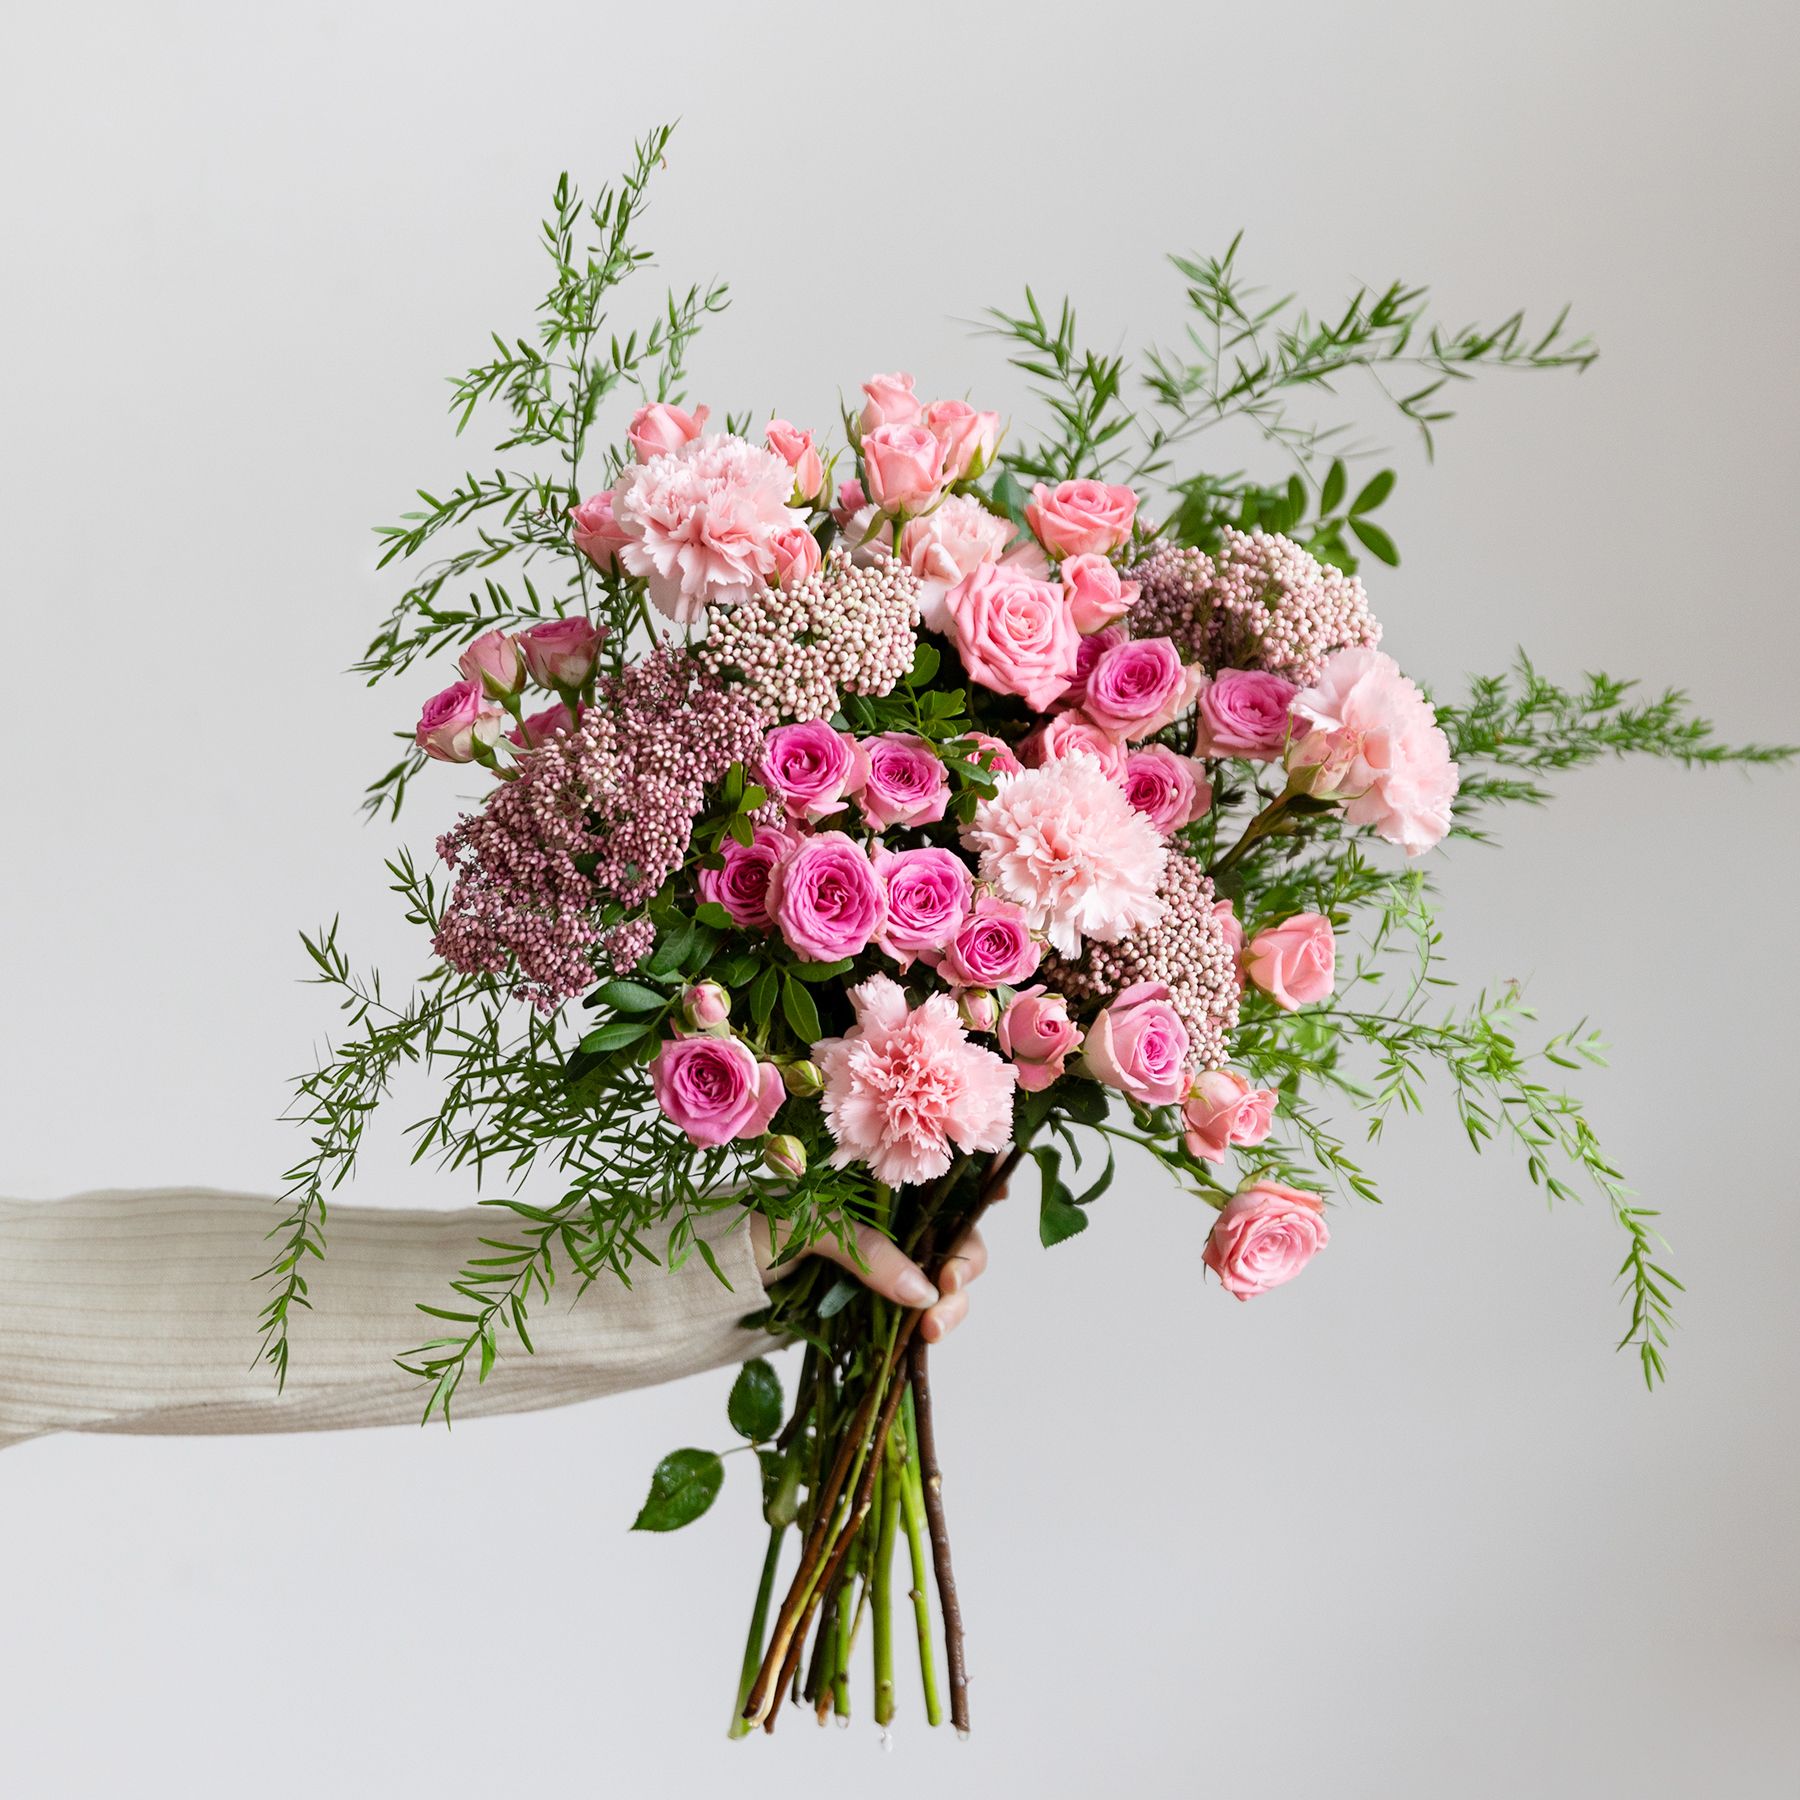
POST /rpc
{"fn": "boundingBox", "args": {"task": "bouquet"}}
[267,127,1790,1739]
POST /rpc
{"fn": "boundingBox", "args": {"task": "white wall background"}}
[2,2,1796,1794]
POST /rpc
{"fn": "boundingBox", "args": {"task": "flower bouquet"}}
[268,127,1790,1738]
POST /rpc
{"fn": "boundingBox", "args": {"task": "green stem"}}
[873,1424,903,1726]
[899,1386,944,1726]
[1209,790,1295,878]
[728,1525,786,1740]
[832,1568,855,1718]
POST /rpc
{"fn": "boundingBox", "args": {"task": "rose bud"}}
[627,400,709,461]
[770,523,823,589]
[517,616,603,691]
[569,490,632,571]
[457,629,526,701]
[415,680,503,764]
[765,419,826,504]
[682,981,731,1031]
[762,1134,808,1180]
[781,1059,825,1098]
[861,422,948,515]
[959,990,1000,1034]
[922,398,1001,482]
[859,370,922,435]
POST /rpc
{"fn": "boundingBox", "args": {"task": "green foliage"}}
[633,1448,726,1531]
[728,1359,784,1443]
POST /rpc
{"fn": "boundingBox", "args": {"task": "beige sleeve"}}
[0,1188,770,1452]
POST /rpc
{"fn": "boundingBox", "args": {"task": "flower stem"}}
[873,1426,903,1725]
[910,1335,971,1735]
[728,1524,786,1740]
[898,1387,944,1726]
[831,1567,855,1719]
[1209,790,1295,878]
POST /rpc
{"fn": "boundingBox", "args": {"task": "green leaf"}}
[1349,469,1396,515]
[590,979,667,1013]
[780,976,823,1045]
[906,643,941,688]
[578,1018,655,1054]
[991,467,1031,526]
[1319,458,1347,516]
[727,1358,783,1442]
[790,957,853,983]
[749,965,780,1030]
[1055,1078,1111,1127]
[1348,517,1400,566]
[693,902,735,932]
[1039,1188,1089,1247]
[631,1448,725,1531]
[817,1276,859,1320]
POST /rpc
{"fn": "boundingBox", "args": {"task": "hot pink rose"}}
[1059,626,1127,712]
[759,722,866,823]
[457,629,526,700]
[1019,710,1129,784]
[940,896,1042,989]
[764,419,825,503]
[1060,553,1139,634]
[1081,980,1191,1105]
[517,617,602,690]
[855,733,951,830]
[859,371,922,435]
[874,846,972,967]
[697,822,796,931]
[997,985,1083,1092]
[1203,1181,1329,1301]
[767,832,885,963]
[1025,479,1139,558]
[1124,746,1213,834]
[899,495,1017,632]
[1181,1069,1278,1163]
[569,490,631,571]
[770,523,823,589]
[1245,912,1336,1011]
[416,680,502,763]
[508,699,581,750]
[627,400,708,461]
[1195,669,1299,762]
[922,398,1000,481]
[650,1033,783,1147]
[861,423,947,514]
[1083,636,1204,740]
[945,563,1079,713]
[960,731,1023,777]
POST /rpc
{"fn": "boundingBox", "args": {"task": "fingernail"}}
[897,1270,939,1308]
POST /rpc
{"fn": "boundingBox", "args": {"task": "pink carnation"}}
[1123,746,1213,834]
[874,846,972,967]
[1203,1181,1329,1301]
[767,831,885,963]
[697,822,797,931]
[855,733,951,830]
[816,974,1016,1186]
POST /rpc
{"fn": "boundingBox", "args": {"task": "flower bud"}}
[958,989,999,1034]
[457,629,527,701]
[781,1059,824,1098]
[682,980,731,1030]
[762,1134,807,1180]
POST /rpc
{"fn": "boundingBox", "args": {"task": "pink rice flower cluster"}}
[693,547,921,726]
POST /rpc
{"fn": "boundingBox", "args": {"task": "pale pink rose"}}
[945,563,1080,713]
[963,756,1167,956]
[457,629,525,700]
[1123,746,1213,834]
[1059,625,1127,712]
[1083,636,1204,740]
[833,477,869,527]
[1195,669,1299,762]
[899,495,1016,632]
[816,974,1016,1186]
[1025,479,1139,558]
[628,400,709,461]
[859,371,922,435]
[940,895,1042,989]
[1082,980,1191,1105]
[508,699,581,750]
[1203,1180,1329,1300]
[416,680,502,763]
[854,733,950,830]
[960,731,1023,777]
[959,990,999,1034]
[650,1033,783,1147]
[1214,896,1245,964]
[764,419,825,503]
[1286,648,1460,853]
[862,423,947,514]
[697,822,797,931]
[1181,1069,1278,1163]
[922,398,1001,481]
[766,831,885,963]
[569,490,632,572]
[759,721,866,822]
[517,616,603,690]
[1020,710,1129,784]
[997,986,1083,1092]
[770,523,823,588]
[1060,554,1139,634]
[1245,912,1336,1011]
[874,846,972,967]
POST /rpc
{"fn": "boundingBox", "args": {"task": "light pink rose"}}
[875,846,972,967]
[627,400,709,461]
[945,563,1079,713]
[682,980,731,1030]
[697,822,796,931]
[959,990,999,1034]
[997,986,1083,1092]
[508,699,581,750]
[1058,625,1127,711]
[770,523,823,588]
[517,617,602,690]
[940,895,1042,989]
[1181,1069,1278,1163]
[1203,1181,1329,1301]
[569,490,632,572]
[416,680,502,763]
[922,398,1000,481]
[1025,479,1139,558]
[457,629,526,700]
[862,423,947,514]
[1214,896,1244,963]
[764,419,825,503]
[758,721,866,822]
[1124,746,1213,834]
[1245,912,1336,1011]
[859,371,922,435]
[833,477,869,527]
[1020,710,1129,783]
[1060,554,1139,634]
[855,733,950,830]
[1082,636,1204,740]
[1195,669,1299,762]
[960,731,1023,777]
[650,1033,783,1147]
[1081,980,1191,1105]
[899,495,1016,632]
[767,832,886,963]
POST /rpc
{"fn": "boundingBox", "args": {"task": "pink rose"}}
[682,980,732,1030]
[767,832,885,963]
[1025,479,1139,558]
[1195,669,1299,762]
[1245,912,1336,1011]
[940,895,1042,989]
[569,491,631,572]
[1083,636,1204,740]
[1060,554,1139,635]
[1020,710,1129,784]
[855,733,951,830]
[833,477,869,527]
[770,523,823,589]
[764,419,825,503]
[1181,1069,1278,1163]
[457,629,525,700]
[874,846,972,967]
[416,680,502,763]
[697,822,796,931]
[650,1034,783,1147]
[861,423,947,514]
[959,990,999,1034]
[1081,980,1191,1105]
[627,400,708,461]
[899,495,1017,632]
[1123,746,1213,834]
[1059,626,1127,712]
[1214,896,1244,964]
[859,371,922,435]
[517,617,602,690]
[1203,1181,1329,1301]
[922,399,1001,481]
[759,722,866,823]
[945,563,1079,713]
[997,986,1083,1092]
[960,731,1023,777]
[508,699,581,750]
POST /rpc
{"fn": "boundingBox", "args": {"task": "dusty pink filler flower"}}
[816,974,1016,1186]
